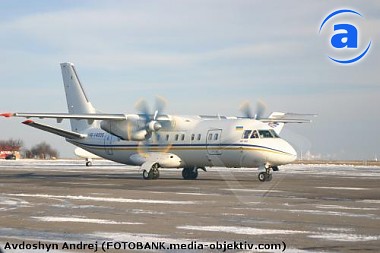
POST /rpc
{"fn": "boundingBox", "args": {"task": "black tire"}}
[182,167,198,180]
[258,172,266,182]
[86,161,92,167]
[143,170,151,180]
[265,173,273,181]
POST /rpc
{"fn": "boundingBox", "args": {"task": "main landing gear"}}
[142,163,160,180]
[258,166,274,182]
[182,166,206,180]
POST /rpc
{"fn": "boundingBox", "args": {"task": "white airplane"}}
[1,63,314,182]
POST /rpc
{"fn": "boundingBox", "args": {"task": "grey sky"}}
[0,1,379,159]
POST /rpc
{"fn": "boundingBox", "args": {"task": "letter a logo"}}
[331,24,358,48]
[319,9,371,64]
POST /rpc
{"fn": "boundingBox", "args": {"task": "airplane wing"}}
[1,112,126,120]
[1,112,171,121]
[22,120,86,139]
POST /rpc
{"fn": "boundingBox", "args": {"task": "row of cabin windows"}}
[157,133,203,142]
[156,133,220,142]
[242,129,279,139]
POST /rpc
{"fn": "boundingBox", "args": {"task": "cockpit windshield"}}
[258,130,273,138]
[269,129,280,138]
[242,129,280,139]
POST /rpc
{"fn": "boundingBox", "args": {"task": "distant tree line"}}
[0,139,23,151]
[0,139,59,159]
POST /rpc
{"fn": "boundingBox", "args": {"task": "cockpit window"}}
[242,130,252,139]
[250,130,259,138]
[258,130,275,138]
[269,129,280,138]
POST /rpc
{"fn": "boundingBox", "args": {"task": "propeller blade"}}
[135,99,150,121]
[240,101,253,118]
[255,100,266,120]
[155,96,167,117]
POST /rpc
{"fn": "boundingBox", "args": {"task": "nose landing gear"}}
[258,166,273,182]
[258,172,272,182]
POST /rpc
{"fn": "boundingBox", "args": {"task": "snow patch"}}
[177,225,306,235]
[32,216,142,225]
[222,189,283,193]
[315,187,368,191]
[316,205,378,211]
[288,209,378,219]
[176,192,221,196]
[309,233,380,242]
[7,193,196,205]
[358,199,380,204]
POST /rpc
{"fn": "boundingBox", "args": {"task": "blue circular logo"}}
[319,9,371,64]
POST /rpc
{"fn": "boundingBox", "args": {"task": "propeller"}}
[240,100,266,119]
[135,96,167,138]
[135,96,172,155]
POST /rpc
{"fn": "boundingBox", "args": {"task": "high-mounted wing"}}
[1,112,126,120]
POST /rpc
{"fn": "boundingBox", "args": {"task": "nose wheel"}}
[258,172,272,182]
[258,166,273,182]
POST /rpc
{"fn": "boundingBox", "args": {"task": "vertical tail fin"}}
[60,62,96,132]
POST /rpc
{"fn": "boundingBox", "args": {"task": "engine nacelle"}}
[100,119,147,141]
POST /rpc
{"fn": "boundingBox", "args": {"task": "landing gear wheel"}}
[85,161,92,167]
[142,163,160,180]
[143,170,150,179]
[182,167,198,180]
[265,173,272,181]
[258,172,266,182]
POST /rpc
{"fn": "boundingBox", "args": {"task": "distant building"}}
[0,145,21,159]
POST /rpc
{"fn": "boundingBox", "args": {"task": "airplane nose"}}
[286,141,297,158]
[277,139,297,164]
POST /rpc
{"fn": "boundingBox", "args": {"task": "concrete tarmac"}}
[0,160,379,253]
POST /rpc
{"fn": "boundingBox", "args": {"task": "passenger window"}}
[208,134,213,140]
[191,134,195,141]
[250,130,259,138]
[214,133,218,140]
[242,130,252,139]
[175,134,179,141]
[197,134,201,140]
[181,134,185,141]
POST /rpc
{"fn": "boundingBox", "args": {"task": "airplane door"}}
[104,134,114,155]
[206,129,222,155]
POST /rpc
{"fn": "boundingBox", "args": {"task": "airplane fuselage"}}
[68,116,297,170]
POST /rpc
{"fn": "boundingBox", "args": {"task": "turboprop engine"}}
[100,97,168,141]
[100,114,164,141]
[100,115,148,141]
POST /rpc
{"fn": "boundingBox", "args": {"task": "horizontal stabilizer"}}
[22,120,87,139]
[260,118,312,123]
[260,112,317,123]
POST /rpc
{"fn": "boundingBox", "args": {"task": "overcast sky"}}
[0,0,379,160]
